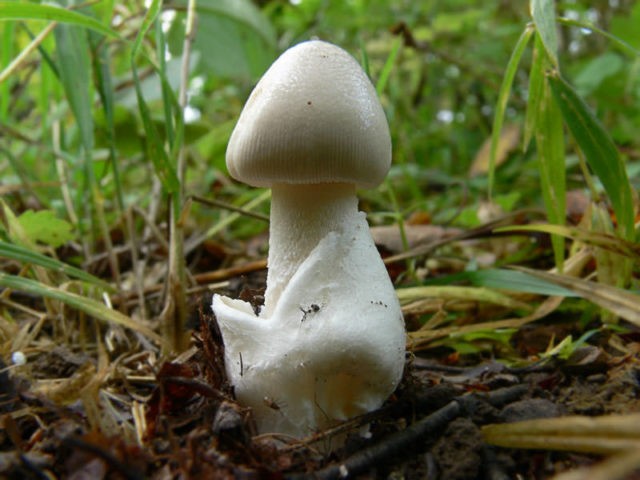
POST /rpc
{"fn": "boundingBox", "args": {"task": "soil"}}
[1,271,640,479]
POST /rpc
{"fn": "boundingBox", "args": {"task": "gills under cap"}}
[226,40,392,189]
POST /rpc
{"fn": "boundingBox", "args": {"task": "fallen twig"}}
[286,385,528,479]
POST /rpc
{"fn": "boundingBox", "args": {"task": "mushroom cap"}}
[226,40,392,189]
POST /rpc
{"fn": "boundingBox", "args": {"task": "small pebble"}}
[11,351,26,366]
[499,398,563,423]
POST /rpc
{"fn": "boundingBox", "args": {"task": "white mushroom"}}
[211,40,405,439]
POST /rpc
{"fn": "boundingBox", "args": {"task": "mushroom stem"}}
[263,182,357,316]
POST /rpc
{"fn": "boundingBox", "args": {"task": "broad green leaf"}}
[168,0,276,80]
[574,52,624,95]
[54,20,94,153]
[523,34,545,151]
[0,241,112,291]
[547,72,635,241]
[535,47,565,270]
[609,2,640,50]
[0,273,163,344]
[530,0,558,67]
[172,0,276,47]
[489,25,534,198]
[0,2,119,38]
[17,210,74,248]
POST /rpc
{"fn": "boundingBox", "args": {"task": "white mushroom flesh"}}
[212,185,404,437]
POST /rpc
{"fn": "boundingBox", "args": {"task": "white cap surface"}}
[226,40,392,189]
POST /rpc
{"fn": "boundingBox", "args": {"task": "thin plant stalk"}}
[162,0,197,353]
[0,22,57,84]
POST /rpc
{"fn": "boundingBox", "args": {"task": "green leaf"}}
[17,210,74,248]
[515,267,640,328]
[0,240,112,291]
[535,45,566,269]
[0,2,119,38]
[489,25,534,198]
[530,0,558,67]
[465,269,577,297]
[54,21,94,153]
[574,52,624,95]
[609,2,640,50]
[174,0,276,47]
[523,33,545,151]
[547,72,635,241]
[168,0,276,80]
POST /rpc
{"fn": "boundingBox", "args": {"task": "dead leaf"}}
[469,124,520,177]
[370,224,462,253]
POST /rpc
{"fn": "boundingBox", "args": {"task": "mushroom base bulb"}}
[211,185,405,438]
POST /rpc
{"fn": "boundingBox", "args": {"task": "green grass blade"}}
[357,37,370,77]
[557,17,640,57]
[376,37,402,96]
[530,0,559,67]
[0,241,113,291]
[0,20,13,121]
[421,269,577,297]
[464,269,576,297]
[90,29,124,207]
[396,286,532,311]
[515,267,640,327]
[156,20,176,148]
[130,0,179,194]
[0,273,163,344]
[0,2,119,38]
[489,25,534,198]
[547,72,635,241]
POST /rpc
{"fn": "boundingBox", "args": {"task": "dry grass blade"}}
[497,224,640,261]
[551,448,640,480]
[397,285,532,310]
[482,413,640,455]
[0,273,163,345]
[514,266,640,327]
[407,295,563,350]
